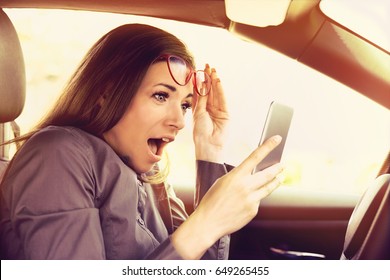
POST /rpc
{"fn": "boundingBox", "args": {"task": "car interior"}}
[0,0,389,260]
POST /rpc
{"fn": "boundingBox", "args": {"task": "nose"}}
[166,104,185,131]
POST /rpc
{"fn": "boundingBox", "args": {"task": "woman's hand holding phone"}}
[172,135,285,259]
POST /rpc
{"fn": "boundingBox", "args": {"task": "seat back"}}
[341,174,390,259]
[0,8,26,159]
[1,8,25,181]
[0,8,25,124]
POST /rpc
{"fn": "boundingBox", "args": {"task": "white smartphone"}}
[254,101,294,172]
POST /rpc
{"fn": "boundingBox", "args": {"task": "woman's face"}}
[103,61,193,173]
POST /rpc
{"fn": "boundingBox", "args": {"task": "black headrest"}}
[0,9,26,123]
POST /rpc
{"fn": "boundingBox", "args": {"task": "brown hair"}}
[36,23,194,135]
[4,24,195,182]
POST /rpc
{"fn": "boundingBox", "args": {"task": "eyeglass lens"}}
[168,56,190,85]
[168,56,211,96]
[194,71,210,96]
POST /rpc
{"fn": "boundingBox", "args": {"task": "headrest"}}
[0,9,26,123]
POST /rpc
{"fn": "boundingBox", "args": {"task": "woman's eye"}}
[153,92,168,102]
[181,102,192,113]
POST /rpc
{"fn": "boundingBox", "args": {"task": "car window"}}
[6,8,390,196]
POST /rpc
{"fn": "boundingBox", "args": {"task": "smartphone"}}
[254,101,294,172]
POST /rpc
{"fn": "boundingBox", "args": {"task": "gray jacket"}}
[0,126,230,259]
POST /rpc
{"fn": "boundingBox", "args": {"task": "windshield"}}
[6,8,390,195]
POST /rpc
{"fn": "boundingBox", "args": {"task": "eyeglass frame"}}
[154,54,211,96]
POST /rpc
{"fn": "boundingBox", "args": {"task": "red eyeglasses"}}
[155,54,211,96]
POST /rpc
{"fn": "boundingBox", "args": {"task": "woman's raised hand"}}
[192,65,229,163]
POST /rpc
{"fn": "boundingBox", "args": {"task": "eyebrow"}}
[155,83,193,98]
[155,83,177,92]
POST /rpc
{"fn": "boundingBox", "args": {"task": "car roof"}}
[1,0,389,109]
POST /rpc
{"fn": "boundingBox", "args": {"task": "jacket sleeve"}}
[195,160,231,260]
[155,160,231,260]
[1,128,106,259]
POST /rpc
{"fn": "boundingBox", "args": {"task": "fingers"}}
[193,64,227,117]
[192,88,207,117]
[250,162,284,189]
[205,65,215,109]
[236,135,282,175]
[255,172,284,200]
[192,64,211,116]
[207,66,227,113]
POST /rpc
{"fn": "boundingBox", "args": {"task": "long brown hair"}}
[3,24,195,182]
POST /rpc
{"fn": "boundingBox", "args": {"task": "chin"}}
[121,157,152,175]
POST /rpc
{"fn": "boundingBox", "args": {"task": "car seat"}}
[0,8,25,180]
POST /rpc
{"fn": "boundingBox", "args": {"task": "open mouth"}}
[147,137,172,157]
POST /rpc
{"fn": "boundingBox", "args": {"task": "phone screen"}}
[254,101,294,172]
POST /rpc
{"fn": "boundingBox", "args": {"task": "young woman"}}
[0,24,284,259]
